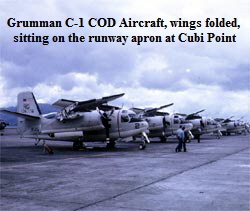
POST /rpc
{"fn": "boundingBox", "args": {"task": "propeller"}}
[175,109,205,120]
[144,103,174,114]
[185,109,205,120]
[221,116,234,123]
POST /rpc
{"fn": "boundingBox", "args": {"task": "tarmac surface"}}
[1,132,250,211]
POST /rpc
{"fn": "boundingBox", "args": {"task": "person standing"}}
[183,127,189,152]
[175,126,184,152]
[197,127,201,143]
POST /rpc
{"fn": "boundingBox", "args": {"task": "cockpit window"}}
[121,110,141,123]
[174,118,180,124]
[128,114,136,118]
[207,119,213,125]
[121,113,130,122]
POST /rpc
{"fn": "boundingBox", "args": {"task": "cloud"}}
[1,71,249,121]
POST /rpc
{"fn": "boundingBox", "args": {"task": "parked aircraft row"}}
[215,117,249,136]
[0,92,249,150]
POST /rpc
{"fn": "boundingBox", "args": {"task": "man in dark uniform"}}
[197,127,201,143]
[183,127,189,152]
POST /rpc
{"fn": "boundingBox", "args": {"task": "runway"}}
[1,133,250,211]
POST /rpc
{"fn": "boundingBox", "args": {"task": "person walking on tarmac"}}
[175,126,184,152]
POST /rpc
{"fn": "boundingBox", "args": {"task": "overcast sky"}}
[0,0,249,121]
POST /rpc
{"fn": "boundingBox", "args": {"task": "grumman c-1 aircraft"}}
[215,116,247,136]
[0,92,149,150]
[177,110,222,141]
[131,104,193,142]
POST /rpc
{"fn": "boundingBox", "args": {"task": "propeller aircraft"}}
[177,110,222,141]
[131,104,193,142]
[0,92,149,150]
[215,116,248,136]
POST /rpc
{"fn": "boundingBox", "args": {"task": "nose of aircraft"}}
[217,123,222,128]
[185,123,193,130]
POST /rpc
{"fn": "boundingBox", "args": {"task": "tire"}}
[160,136,167,143]
[139,144,146,150]
[73,142,81,150]
[106,141,116,149]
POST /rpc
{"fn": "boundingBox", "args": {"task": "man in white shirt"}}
[175,126,184,152]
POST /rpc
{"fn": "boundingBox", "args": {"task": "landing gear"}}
[139,143,146,150]
[160,136,167,143]
[106,141,116,149]
[35,139,41,146]
[194,135,201,143]
[73,142,84,150]
[216,130,222,139]
[139,132,150,150]
[221,131,227,136]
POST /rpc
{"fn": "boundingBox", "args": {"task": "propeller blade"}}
[191,109,205,116]
[158,103,174,110]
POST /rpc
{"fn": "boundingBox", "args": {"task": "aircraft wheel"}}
[0,123,6,130]
[160,136,167,143]
[73,142,83,150]
[106,141,116,149]
[139,144,146,150]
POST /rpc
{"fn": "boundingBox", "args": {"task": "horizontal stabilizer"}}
[0,110,40,120]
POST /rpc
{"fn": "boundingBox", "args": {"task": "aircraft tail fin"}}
[0,92,41,136]
[16,92,41,135]
[17,92,41,116]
